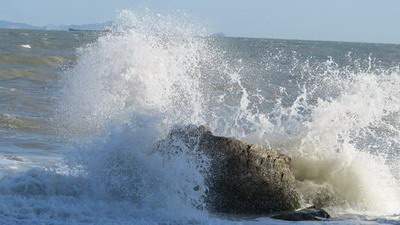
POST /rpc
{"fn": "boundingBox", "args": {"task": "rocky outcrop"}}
[156,125,300,214]
[271,206,330,221]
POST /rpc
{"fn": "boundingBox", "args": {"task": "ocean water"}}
[1,11,400,225]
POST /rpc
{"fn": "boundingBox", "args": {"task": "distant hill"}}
[0,20,41,30]
[0,20,111,31]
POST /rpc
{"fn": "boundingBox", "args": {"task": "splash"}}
[59,10,208,136]
[57,9,215,218]
[2,9,400,225]
[212,54,400,216]
[292,71,400,215]
[58,9,400,218]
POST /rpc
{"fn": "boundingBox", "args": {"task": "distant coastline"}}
[0,20,111,31]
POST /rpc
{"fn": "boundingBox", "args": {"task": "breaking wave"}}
[1,9,400,224]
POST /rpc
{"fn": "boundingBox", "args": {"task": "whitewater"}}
[0,10,400,224]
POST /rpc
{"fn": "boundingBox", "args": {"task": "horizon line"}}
[0,21,399,46]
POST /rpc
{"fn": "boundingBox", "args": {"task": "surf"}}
[0,9,400,225]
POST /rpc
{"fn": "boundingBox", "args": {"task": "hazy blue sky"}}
[1,0,400,43]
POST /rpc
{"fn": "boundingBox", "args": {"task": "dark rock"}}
[271,206,330,221]
[156,125,300,214]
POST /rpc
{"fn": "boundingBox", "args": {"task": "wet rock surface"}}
[271,206,330,221]
[157,125,301,214]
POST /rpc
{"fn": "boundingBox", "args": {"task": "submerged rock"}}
[157,125,300,214]
[271,206,330,221]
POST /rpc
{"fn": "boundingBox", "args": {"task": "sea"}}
[1,11,400,225]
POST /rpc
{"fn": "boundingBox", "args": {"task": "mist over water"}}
[1,10,400,225]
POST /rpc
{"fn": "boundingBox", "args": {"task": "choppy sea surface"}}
[1,11,400,225]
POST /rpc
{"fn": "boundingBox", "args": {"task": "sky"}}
[1,0,400,44]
